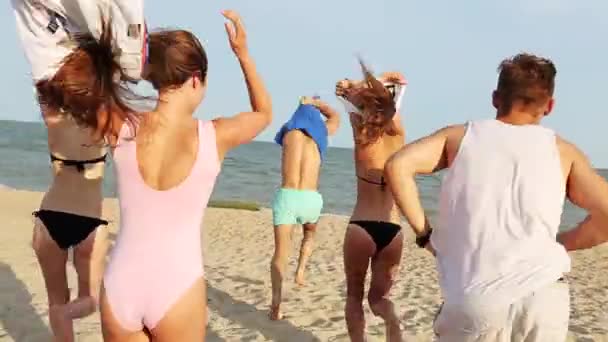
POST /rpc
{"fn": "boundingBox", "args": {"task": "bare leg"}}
[270,224,293,320]
[344,224,375,342]
[71,226,109,319]
[151,278,207,342]
[32,222,73,342]
[368,231,404,342]
[295,223,316,286]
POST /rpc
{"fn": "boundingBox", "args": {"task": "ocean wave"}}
[0,184,15,191]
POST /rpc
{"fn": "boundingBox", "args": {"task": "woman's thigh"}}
[32,221,69,304]
[343,225,375,298]
[151,278,207,342]
[99,285,150,342]
[369,231,403,298]
[72,227,109,298]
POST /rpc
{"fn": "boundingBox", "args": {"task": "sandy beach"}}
[0,189,607,341]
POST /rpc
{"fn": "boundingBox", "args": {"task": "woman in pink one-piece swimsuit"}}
[55,10,272,342]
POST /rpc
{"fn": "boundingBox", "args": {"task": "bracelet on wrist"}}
[415,228,433,248]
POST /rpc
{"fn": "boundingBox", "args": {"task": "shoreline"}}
[0,189,606,341]
[0,185,347,217]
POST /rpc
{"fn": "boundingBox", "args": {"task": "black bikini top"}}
[50,154,107,173]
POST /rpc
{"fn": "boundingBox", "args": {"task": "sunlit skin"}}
[339,70,407,342]
[269,97,340,321]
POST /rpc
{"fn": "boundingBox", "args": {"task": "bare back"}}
[280,130,321,190]
[351,115,405,223]
[41,115,105,217]
[134,116,200,191]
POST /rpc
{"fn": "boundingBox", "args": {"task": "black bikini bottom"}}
[33,210,108,250]
[349,220,402,255]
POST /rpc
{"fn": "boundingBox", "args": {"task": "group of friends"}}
[9,1,608,342]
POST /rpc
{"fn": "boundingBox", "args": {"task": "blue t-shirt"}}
[274,103,328,161]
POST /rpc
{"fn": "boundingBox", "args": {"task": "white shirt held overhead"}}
[11,0,146,83]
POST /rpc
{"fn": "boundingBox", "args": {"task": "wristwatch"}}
[415,228,433,248]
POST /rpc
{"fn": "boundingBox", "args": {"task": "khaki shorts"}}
[434,280,569,342]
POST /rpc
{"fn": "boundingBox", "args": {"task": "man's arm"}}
[557,139,608,251]
[385,126,458,236]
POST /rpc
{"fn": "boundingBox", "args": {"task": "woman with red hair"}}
[11,1,146,340]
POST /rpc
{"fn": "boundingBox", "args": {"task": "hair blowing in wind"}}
[35,15,140,141]
[351,59,397,146]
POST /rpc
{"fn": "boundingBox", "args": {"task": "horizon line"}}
[2,118,606,170]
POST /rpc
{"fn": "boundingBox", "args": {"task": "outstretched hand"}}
[378,71,407,85]
[300,96,323,107]
[335,71,406,112]
[336,71,406,97]
[335,79,366,96]
[222,10,248,58]
[335,80,349,98]
[335,80,367,110]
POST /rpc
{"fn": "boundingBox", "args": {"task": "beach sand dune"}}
[1,189,607,341]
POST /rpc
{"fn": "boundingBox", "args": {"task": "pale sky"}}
[2,1,607,166]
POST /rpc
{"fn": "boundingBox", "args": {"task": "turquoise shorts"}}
[272,188,323,226]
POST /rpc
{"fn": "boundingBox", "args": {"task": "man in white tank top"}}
[385,53,608,341]
[11,0,146,83]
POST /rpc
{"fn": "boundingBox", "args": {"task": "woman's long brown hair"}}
[35,16,140,142]
[351,59,397,147]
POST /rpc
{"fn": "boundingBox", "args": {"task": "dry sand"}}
[0,189,607,341]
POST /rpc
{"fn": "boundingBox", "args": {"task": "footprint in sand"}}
[402,309,417,320]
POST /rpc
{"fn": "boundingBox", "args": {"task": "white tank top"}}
[11,0,145,82]
[433,119,571,307]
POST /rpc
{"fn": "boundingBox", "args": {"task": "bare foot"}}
[269,304,283,321]
[295,271,306,286]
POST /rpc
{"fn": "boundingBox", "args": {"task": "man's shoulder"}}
[556,135,579,155]
[555,135,588,167]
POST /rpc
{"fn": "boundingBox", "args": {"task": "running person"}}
[270,96,340,320]
[83,11,271,341]
[337,63,407,342]
[385,53,608,341]
[11,1,145,341]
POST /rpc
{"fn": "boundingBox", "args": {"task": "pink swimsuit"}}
[104,120,220,331]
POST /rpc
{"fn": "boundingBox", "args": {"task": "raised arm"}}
[214,10,272,160]
[379,71,407,137]
[386,113,405,138]
[301,97,340,136]
[336,71,406,137]
[557,139,608,251]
